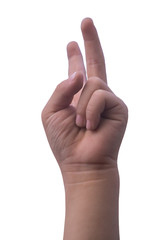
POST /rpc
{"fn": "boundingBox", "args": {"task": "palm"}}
[46,100,126,166]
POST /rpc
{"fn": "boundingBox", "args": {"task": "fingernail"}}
[69,72,77,82]
[86,120,92,130]
[76,114,85,127]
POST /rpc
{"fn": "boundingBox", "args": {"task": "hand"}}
[41,18,128,178]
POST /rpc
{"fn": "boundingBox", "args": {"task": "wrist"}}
[60,159,118,185]
[63,166,120,240]
[63,166,119,198]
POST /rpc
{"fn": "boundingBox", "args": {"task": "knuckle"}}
[41,105,48,125]
[87,58,104,67]
[119,97,128,112]
[117,97,128,123]
[92,89,106,101]
[93,88,104,96]
[41,104,51,126]
[123,103,129,121]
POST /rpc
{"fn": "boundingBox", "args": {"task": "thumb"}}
[42,72,83,120]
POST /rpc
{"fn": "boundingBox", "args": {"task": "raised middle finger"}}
[81,18,107,83]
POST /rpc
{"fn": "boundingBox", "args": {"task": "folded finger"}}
[86,90,126,130]
[76,77,108,127]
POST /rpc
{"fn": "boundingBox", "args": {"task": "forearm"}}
[62,166,120,240]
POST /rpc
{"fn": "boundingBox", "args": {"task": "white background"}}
[0,0,160,239]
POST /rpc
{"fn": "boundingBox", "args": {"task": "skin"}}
[42,18,128,240]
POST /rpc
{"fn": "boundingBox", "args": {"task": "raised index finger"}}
[81,18,107,83]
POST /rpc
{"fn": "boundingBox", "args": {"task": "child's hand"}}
[41,18,128,178]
